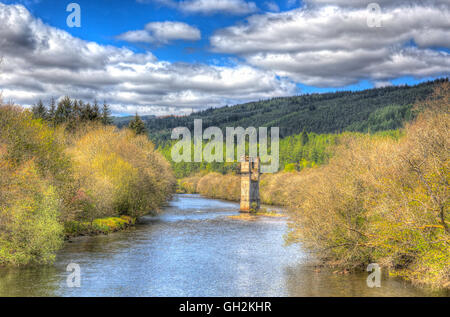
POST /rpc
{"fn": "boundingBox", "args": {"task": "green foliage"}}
[0,106,75,217]
[176,82,450,289]
[64,216,135,237]
[158,130,340,178]
[31,100,47,120]
[128,113,147,135]
[346,104,413,133]
[114,79,445,144]
[101,102,113,125]
[0,104,175,266]
[27,96,113,128]
[68,125,175,219]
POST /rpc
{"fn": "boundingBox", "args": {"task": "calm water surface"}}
[0,194,447,297]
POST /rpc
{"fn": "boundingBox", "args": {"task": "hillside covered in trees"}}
[115,79,447,144]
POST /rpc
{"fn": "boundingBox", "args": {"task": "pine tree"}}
[73,99,82,121]
[101,101,113,125]
[92,99,100,121]
[300,128,309,145]
[129,113,147,135]
[56,96,73,123]
[48,97,56,126]
[81,102,92,121]
[31,99,47,120]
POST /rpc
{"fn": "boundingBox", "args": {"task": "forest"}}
[115,78,446,145]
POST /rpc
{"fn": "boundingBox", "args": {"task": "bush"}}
[178,83,449,288]
[67,125,175,219]
[0,160,63,266]
[286,83,450,288]
[0,105,175,266]
[0,106,69,266]
[196,172,240,201]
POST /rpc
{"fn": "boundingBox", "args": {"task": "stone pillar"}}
[240,156,260,212]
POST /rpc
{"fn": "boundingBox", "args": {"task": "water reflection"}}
[0,194,447,297]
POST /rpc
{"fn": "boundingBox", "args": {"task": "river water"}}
[0,194,447,297]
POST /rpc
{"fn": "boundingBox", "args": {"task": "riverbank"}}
[0,101,175,266]
[3,194,447,297]
[178,83,450,290]
[64,215,136,238]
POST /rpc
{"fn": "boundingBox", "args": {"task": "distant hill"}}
[113,78,447,144]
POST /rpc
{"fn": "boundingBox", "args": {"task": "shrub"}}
[0,106,69,265]
[0,161,63,266]
[67,125,175,219]
[286,83,449,288]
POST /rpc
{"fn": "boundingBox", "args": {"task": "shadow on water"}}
[0,194,448,297]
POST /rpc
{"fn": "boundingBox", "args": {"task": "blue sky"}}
[5,0,293,64]
[0,0,448,115]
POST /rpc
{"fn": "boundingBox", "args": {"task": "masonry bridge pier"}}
[240,156,260,213]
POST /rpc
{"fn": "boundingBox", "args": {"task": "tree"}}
[92,99,100,121]
[101,101,113,125]
[31,99,47,120]
[55,96,73,123]
[300,129,309,145]
[129,113,147,135]
[48,97,56,125]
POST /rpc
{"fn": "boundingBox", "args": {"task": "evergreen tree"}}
[92,99,100,121]
[31,99,47,120]
[81,102,92,122]
[73,99,82,121]
[300,129,309,145]
[129,113,147,135]
[101,101,113,125]
[56,96,73,123]
[48,97,56,126]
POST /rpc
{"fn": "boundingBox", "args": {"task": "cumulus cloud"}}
[117,21,201,45]
[210,4,450,86]
[0,3,295,115]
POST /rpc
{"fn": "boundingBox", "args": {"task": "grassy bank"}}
[179,83,450,289]
[0,99,175,266]
[64,216,136,237]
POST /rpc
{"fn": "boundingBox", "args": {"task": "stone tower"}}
[240,156,260,212]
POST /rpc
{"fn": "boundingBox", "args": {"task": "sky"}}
[0,0,449,116]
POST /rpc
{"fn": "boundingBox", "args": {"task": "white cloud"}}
[265,1,280,12]
[180,0,258,14]
[304,0,450,8]
[210,4,450,86]
[0,3,295,115]
[139,0,258,15]
[117,21,201,45]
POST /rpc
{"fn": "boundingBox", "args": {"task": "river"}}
[0,194,446,297]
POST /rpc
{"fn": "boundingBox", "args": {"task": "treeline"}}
[31,96,149,136]
[115,78,446,144]
[31,96,113,127]
[0,101,175,266]
[179,83,449,289]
